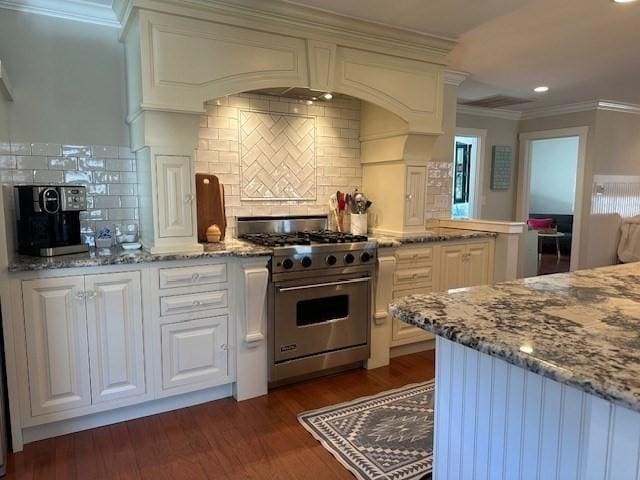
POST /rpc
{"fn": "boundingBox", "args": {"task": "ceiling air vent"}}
[460,95,533,109]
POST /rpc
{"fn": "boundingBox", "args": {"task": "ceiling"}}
[285,0,640,111]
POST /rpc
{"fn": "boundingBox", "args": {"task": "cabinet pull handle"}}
[85,290,97,300]
[184,194,195,203]
[191,273,200,282]
[220,343,229,351]
[75,291,85,301]
[192,300,201,307]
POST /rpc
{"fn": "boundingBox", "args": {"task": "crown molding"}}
[444,69,469,86]
[456,104,522,121]
[520,99,640,120]
[0,0,119,27]
[113,0,457,64]
[597,100,640,115]
[519,100,599,120]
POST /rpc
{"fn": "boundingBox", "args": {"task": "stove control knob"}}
[344,253,355,264]
[301,256,312,268]
[282,258,294,270]
[360,251,372,263]
[326,255,337,266]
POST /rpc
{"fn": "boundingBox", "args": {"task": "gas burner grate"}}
[240,233,311,247]
[300,230,369,244]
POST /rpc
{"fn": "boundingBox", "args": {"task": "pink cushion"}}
[527,218,554,229]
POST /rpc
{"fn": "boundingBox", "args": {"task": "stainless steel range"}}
[238,215,376,386]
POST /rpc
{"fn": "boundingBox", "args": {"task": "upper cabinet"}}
[156,155,194,239]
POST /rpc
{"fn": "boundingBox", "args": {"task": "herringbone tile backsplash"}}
[197,93,362,235]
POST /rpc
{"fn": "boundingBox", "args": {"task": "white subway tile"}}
[199,128,219,140]
[79,158,105,170]
[218,128,238,141]
[64,171,92,184]
[207,116,231,129]
[0,143,10,154]
[105,159,134,172]
[12,170,34,183]
[92,145,119,158]
[94,196,121,208]
[228,95,251,108]
[34,170,64,184]
[0,155,16,169]
[217,106,238,119]
[11,142,32,155]
[63,145,92,157]
[108,183,135,195]
[49,157,78,170]
[250,99,269,111]
[269,101,289,113]
[17,156,48,169]
[32,143,62,156]
[118,146,135,159]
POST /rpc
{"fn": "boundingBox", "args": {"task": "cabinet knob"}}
[406,194,413,200]
[85,290,97,300]
[192,300,201,307]
[191,273,200,282]
[184,194,195,203]
[75,291,85,301]
[220,343,229,351]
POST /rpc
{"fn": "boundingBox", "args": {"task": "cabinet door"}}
[466,242,491,287]
[22,277,91,416]
[404,166,426,227]
[440,244,466,291]
[161,316,230,392]
[156,155,194,238]
[392,287,434,345]
[85,272,146,404]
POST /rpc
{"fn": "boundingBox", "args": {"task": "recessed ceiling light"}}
[322,93,333,100]
[614,0,637,3]
[534,86,549,93]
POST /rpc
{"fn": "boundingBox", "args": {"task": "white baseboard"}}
[21,384,232,446]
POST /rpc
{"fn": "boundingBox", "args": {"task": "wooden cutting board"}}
[195,173,227,242]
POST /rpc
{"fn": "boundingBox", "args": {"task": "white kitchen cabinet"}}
[22,272,146,416]
[404,166,427,227]
[161,316,230,392]
[22,277,91,416]
[85,272,146,404]
[439,241,492,291]
[392,286,434,345]
[156,155,194,238]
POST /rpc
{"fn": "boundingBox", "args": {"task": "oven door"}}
[273,275,370,363]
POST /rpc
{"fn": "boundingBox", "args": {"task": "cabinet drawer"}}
[161,316,229,391]
[160,290,228,316]
[395,248,433,266]
[394,267,432,286]
[159,264,227,289]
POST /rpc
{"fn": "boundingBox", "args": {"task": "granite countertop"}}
[374,227,497,248]
[8,240,272,272]
[390,263,640,413]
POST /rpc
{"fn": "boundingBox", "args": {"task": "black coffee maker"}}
[15,185,89,256]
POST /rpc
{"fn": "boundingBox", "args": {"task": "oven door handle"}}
[277,277,371,292]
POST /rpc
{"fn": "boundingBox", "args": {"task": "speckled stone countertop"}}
[8,240,272,272]
[374,228,497,248]
[390,263,640,412]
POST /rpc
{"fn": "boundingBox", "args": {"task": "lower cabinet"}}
[440,241,492,291]
[391,286,434,345]
[22,271,146,417]
[23,276,92,416]
[161,316,230,392]
[85,272,146,404]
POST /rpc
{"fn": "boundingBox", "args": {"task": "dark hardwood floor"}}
[538,252,571,275]
[5,350,435,480]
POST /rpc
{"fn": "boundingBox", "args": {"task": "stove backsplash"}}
[0,142,138,246]
[197,93,363,237]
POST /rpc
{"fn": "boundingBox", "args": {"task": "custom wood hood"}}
[113,0,459,251]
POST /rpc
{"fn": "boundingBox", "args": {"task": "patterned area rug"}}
[298,381,434,480]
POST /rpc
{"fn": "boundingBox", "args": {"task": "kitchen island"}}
[390,263,640,480]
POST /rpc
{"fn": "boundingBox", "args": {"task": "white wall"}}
[0,10,128,145]
[529,136,579,214]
